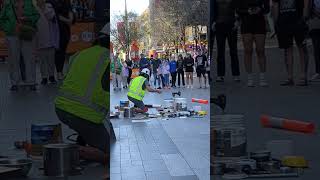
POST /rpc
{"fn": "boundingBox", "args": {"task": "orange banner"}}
[0,22,95,57]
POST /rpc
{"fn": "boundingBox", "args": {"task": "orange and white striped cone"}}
[192,98,209,104]
[260,115,316,134]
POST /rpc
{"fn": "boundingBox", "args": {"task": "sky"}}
[110,0,149,20]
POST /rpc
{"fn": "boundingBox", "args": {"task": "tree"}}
[110,12,143,56]
[151,0,209,52]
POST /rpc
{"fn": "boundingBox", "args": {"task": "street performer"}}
[127,68,161,113]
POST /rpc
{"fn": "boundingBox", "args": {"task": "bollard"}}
[260,115,316,134]
[192,98,209,104]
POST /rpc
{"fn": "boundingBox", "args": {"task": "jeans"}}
[310,30,320,74]
[177,70,185,86]
[164,74,169,86]
[55,24,70,73]
[171,72,177,86]
[216,23,240,77]
[39,48,55,78]
[6,36,36,85]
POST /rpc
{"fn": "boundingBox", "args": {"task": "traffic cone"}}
[260,115,316,134]
[192,98,209,104]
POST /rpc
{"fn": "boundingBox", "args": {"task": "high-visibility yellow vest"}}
[127,76,146,101]
[54,45,109,124]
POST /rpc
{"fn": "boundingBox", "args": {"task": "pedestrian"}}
[195,50,207,88]
[55,24,110,166]
[169,54,177,87]
[111,52,122,90]
[151,53,161,88]
[184,53,194,88]
[236,0,270,87]
[125,57,133,84]
[215,0,240,83]
[161,57,170,89]
[176,54,185,88]
[308,0,320,81]
[273,0,309,86]
[0,0,40,91]
[139,53,149,71]
[121,59,128,89]
[55,0,74,80]
[206,55,211,85]
[35,0,59,85]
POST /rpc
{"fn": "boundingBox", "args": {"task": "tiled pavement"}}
[110,81,210,180]
[0,63,106,179]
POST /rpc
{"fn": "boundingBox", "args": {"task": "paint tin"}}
[120,101,129,108]
[174,98,187,111]
[211,115,247,158]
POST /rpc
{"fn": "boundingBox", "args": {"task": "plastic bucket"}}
[163,99,174,109]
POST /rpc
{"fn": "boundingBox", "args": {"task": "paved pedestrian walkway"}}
[211,46,320,180]
[110,81,210,180]
[0,63,106,179]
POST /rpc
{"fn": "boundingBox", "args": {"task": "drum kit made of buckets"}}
[112,91,208,120]
[211,95,308,179]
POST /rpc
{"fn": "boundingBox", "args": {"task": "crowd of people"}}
[0,0,74,91]
[213,0,320,87]
[111,50,211,91]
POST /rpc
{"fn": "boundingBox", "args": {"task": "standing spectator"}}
[125,57,133,84]
[273,0,309,86]
[169,54,177,87]
[36,0,60,85]
[215,0,240,82]
[111,53,122,90]
[206,55,211,85]
[176,54,185,88]
[55,0,74,80]
[151,54,161,88]
[184,53,194,88]
[308,0,320,81]
[236,0,270,87]
[0,0,40,91]
[162,57,170,89]
[139,53,149,71]
[195,50,207,88]
[121,59,128,89]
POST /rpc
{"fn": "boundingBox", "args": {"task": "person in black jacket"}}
[176,54,185,87]
[184,53,194,88]
[235,0,270,87]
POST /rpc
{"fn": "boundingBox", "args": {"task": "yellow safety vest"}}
[54,45,109,124]
[127,76,146,101]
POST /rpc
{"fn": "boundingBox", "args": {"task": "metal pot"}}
[0,158,32,176]
[43,143,81,177]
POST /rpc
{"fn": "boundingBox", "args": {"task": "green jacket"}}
[0,0,40,36]
[111,57,122,74]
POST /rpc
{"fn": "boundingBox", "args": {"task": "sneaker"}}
[10,85,18,91]
[233,76,241,82]
[280,79,294,86]
[216,76,224,82]
[247,74,255,87]
[57,73,64,80]
[296,79,308,86]
[41,78,48,85]
[310,73,320,81]
[157,87,162,89]
[190,85,193,89]
[259,74,268,87]
[49,76,57,84]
